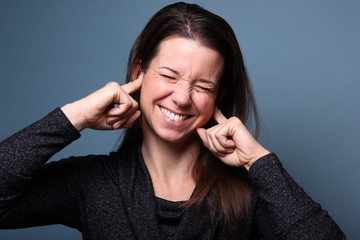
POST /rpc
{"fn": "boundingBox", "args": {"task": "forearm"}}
[0,108,80,204]
[249,153,345,239]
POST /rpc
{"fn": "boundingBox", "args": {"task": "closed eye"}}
[160,74,177,81]
[194,85,215,92]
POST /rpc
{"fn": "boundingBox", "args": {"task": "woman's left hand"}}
[197,107,270,170]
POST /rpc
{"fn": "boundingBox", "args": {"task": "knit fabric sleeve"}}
[248,153,345,239]
[0,108,81,228]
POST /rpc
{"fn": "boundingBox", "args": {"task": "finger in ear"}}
[131,59,142,81]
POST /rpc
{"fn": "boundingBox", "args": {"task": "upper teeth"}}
[160,107,188,121]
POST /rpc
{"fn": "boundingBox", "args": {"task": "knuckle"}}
[106,81,120,88]
[122,97,133,107]
[133,100,139,108]
[214,133,222,140]
[208,130,215,138]
[230,116,241,123]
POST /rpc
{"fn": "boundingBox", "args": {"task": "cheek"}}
[140,77,172,104]
[193,94,216,117]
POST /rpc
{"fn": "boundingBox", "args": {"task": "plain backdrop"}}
[1,0,359,239]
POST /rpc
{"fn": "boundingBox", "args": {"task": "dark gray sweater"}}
[0,109,345,239]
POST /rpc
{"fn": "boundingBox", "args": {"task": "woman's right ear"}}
[131,59,142,81]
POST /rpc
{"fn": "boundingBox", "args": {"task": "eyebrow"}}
[159,66,216,87]
[159,66,179,75]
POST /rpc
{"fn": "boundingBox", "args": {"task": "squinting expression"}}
[139,37,224,144]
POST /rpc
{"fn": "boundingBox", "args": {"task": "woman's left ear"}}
[216,88,225,104]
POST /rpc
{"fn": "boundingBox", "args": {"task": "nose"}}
[171,81,192,107]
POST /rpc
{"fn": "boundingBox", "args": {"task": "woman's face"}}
[139,37,224,144]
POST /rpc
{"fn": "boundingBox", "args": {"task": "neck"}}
[141,132,200,201]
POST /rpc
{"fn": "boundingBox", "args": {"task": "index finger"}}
[121,73,143,94]
[212,106,227,124]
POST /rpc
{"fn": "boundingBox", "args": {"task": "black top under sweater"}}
[0,108,345,239]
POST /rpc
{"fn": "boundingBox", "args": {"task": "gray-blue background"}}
[1,0,359,239]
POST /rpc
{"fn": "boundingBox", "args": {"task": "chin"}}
[157,130,196,144]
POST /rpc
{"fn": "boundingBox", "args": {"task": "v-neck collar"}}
[121,145,220,239]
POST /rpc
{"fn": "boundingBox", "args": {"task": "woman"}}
[0,2,345,239]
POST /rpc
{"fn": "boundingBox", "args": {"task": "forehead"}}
[151,37,224,81]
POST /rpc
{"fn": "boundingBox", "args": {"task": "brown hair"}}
[118,2,259,235]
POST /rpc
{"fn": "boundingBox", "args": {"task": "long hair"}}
[118,2,259,235]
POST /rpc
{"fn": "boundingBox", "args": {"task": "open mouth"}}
[160,107,189,121]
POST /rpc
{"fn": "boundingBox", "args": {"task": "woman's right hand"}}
[61,74,143,131]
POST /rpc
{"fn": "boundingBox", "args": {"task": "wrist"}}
[244,148,271,171]
[61,103,86,132]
